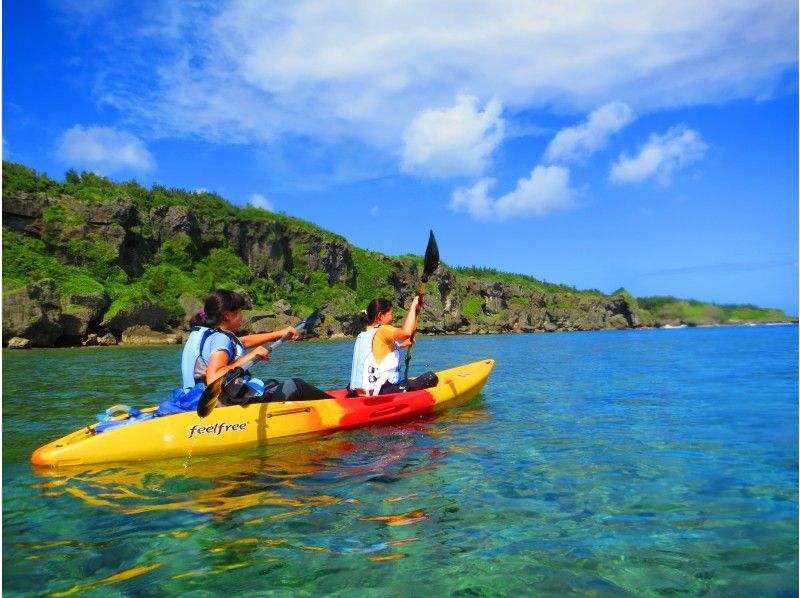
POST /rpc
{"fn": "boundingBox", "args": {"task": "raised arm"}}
[393,296,419,342]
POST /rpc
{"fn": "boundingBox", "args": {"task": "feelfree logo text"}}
[188,422,248,439]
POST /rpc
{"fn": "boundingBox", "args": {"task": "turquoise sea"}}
[3,325,798,596]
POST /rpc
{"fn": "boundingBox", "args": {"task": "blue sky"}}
[4,1,798,314]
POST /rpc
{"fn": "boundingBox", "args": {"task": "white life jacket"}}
[180,327,244,390]
[349,325,401,395]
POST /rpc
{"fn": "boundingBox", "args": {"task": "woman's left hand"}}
[284,326,299,340]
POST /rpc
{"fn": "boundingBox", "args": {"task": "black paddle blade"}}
[423,230,440,277]
[304,308,321,332]
[196,367,244,418]
[196,377,224,418]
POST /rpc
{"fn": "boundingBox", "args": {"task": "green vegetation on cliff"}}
[453,265,604,297]
[3,160,793,336]
[4,162,355,321]
[3,231,105,296]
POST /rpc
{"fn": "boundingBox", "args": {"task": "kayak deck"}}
[31,359,494,467]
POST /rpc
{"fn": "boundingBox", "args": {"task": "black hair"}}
[362,297,393,325]
[189,289,247,328]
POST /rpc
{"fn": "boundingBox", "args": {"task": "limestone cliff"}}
[2,162,791,348]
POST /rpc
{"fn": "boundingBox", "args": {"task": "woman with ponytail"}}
[348,296,438,396]
[178,289,329,408]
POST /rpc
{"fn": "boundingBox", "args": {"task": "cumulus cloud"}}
[71,1,796,153]
[449,178,496,220]
[610,126,708,184]
[248,193,275,211]
[401,95,504,178]
[544,101,634,163]
[55,125,155,173]
[449,166,576,221]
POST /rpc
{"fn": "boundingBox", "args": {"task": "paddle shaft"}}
[403,231,439,379]
[238,319,311,373]
[403,276,428,378]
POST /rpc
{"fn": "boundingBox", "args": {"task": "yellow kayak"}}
[31,359,494,467]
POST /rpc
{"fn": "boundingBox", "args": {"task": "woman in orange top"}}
[349,296,438,395]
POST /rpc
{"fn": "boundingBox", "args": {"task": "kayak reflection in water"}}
[181,289,331,406]
[348,296,438,397]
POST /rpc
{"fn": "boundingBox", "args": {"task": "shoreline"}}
[4,319,796,351]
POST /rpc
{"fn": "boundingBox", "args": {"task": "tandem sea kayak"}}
[31,359,494,467]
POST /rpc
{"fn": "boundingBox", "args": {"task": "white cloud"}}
[544,101,634,163]
[76,1,795,154]
[610,126,708,184]
[247,193,275,211]
[449,166,576,221]
[401,95,504,178]
[449,178,496,220]
[55,125,155,173]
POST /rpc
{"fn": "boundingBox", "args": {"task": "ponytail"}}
[188,309,207,328]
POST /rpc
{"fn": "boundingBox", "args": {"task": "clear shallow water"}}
[3,326,797,596]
